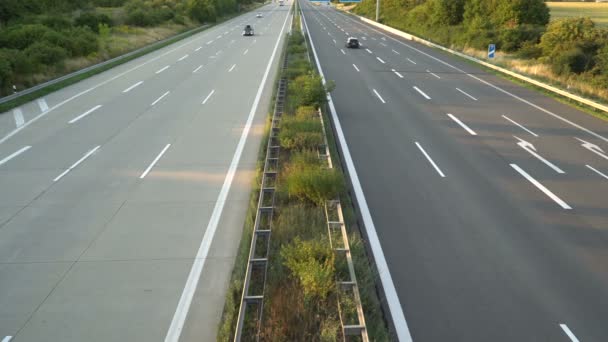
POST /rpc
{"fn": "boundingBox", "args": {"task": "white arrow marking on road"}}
[576,137,608,160]
[514,136,565,174]
[560,324,580,342]
[511,164,571,209]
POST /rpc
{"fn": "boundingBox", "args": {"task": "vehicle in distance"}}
[279,0,284,6]
[345,37,360,48]
[243,25,254,36]
[256,13,263,18]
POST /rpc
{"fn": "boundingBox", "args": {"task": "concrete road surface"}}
[0,2,293,341]
[301,1,608,341]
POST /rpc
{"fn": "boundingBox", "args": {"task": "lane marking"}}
[380,42,387,47]
[341,14,608,144]
[415,142,446,177]
[206,40,213,45]
[54,146,100,182]
[0,146,31,167]
[456,88,478,101]
[156,65,170,74]
[353,64,360,72]
[392,49,400,55]
[365,48,373,54]
[195,46,202,51]
[447,114,477,136]
[502,115,538,137]
[202,90,215,104]
[340,49,346,55]
[510,164,571,209]
[371,37,377,40]
[140,144,171,179]
[300,9,414,342]
[243,49,249,55]
[560,324,580,342]
[193,65,203,73]
[216,50,222,56]
[576,137,608,160]
[332,39,337,44]
[13,109,24,128]
[216,35,222,39]
[2,337,12,342]
[151,91,170,106]
[391,69,404,79]
[37,98,49,112]
[229,64,236,72]
[427,69,441,79]
[165,7,291,342]
[178,54,189,61]
[413,86,431,100]
[407,58,417,64]
[587,165,608,180]
[122,81,143,93]
[68,105,102,124]
[376,57,386,64]
[514,136,565,174]
[373,89,386,104]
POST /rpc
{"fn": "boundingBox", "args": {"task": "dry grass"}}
[547,1,608,27]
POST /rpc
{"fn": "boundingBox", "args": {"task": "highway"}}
[0,2,293,341]
[300,1,608,341]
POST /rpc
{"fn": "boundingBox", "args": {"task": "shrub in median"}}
[278,116,324,150]
[284,166,345,205]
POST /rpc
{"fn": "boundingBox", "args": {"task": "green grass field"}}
[547,2,608,27]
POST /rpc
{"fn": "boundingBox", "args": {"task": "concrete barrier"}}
[354,15,608,114]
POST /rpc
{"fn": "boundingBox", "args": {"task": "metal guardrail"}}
[318,108,368,342]
[233,46,289,342]
[0,24,213,105]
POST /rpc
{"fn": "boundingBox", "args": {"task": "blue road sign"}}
[488,44,496,59]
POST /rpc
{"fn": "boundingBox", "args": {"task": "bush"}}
[75,12,113,33]
[0,57,13,92]
[279,116,324,150]
[550,47,591,75]
[2,24,51,50]
[187,0,217,23]
[25,41,68,67]
[280,237,335,302]
[0,48,34,74]
[39,15,73,30]
[289,74,331,109]
[284,167,345,205]
[516,41,542,59]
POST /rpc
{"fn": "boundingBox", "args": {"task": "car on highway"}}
[256,13,263,18]
[279,0,284,6]
[345,37,360,48]
[243,25,254,36]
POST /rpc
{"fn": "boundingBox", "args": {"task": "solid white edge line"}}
[151,91,170,106]
[413,86,431,100]
[229,64,236,72]
[447,113,477,136]
[353,64,360,72]
[510,164,572,209]
[373,89,386,104]
[68,105,102,124]
[156,65,170,74]
[415,142,446,177]
[300,7,414,342]
[586,164,608,180]
[140,143,171,179]
[164,6,292,342]
[456,88,478,101]
[560,324,580,342]
[122,81,143,93]
[53,146,100,182]
[0,146,31,167]
[339,12,608,143]
[202,90,215,104]
[502,115,539,137]
[376,57,385,64]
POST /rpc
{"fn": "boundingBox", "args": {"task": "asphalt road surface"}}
[301,1,608,341]
[0,2,293,341]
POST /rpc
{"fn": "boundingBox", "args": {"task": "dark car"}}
[243,25,254,36]
[345,37,360,48]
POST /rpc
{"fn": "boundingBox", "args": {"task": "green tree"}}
[187,0,217,23]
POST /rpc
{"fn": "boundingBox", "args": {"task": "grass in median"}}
[219,9,390,341]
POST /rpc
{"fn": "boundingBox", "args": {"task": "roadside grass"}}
[218,7,391,341]
[0,3,267,114]
[547,2,608,27]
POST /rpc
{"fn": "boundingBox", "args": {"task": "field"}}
[547,2,608,27]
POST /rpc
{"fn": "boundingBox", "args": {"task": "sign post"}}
[488,44,496,59]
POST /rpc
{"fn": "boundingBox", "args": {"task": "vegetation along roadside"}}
[218,7,391,342]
